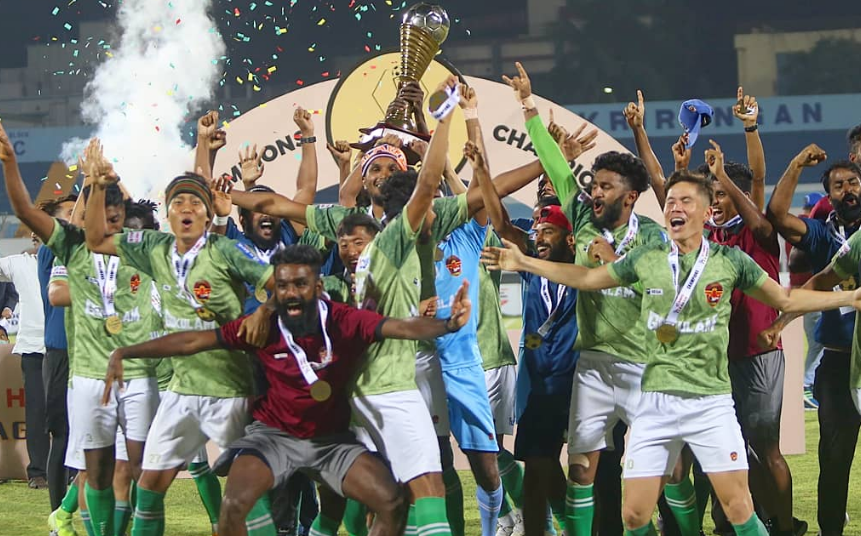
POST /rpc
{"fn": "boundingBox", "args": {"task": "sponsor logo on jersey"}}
[445,255,462,276]
[193,280,212,302]
[122,307,141,323]
[646,288,663,295]
[704,283,723,306]
[130,274,141,293]
[126,230,143,244]
[236,242,257,260]
[647,311,718,334]
[600,286,636,298]
[85,299,105,318]
[163,309,216,330]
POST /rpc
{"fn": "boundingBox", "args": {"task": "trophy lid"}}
[402,3,450,45]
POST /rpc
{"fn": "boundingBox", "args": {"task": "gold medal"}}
[525,333,542,350]
[656,323,678,345]
[255,287,268,303]
[196,307,216,321]
[310,380,332,402]
[105,315,123,335]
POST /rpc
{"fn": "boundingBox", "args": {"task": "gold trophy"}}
[352,3,451,159]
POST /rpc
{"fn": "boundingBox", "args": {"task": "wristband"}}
[300,136,317,144]
[428,84,460,121]
[212,215,229,226]
[744,124,758,132]
[462,108,479,120]
[521,96,536,110]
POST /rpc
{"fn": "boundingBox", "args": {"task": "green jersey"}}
[305,205,366,242]
[49,262,76,386]
[46,221,157,381]
[353,194,469,396]
[477,231,517,370]
[607,240,768,396]
[322,273,352,304]
[114,230,273,397]
[829,233,861,390]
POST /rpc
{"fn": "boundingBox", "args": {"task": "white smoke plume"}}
[61,0,225,199]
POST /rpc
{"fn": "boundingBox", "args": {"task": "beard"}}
[834,193,861,223]
[251,230,279,251]
[589,196,625,229]
[277,298,319,336]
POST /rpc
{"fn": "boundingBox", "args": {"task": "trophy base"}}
[350,122,431,165]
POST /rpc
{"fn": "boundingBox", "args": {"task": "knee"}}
[721,492,755,525]
[568,454,596,485]
[376,488,407,523]
[220,494,254,523]
[622,502,653,531]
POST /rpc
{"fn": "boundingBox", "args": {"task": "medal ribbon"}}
[93,255,120,317]
[171,234,208,311]
[826,211,848,245]
[664,240,710,327]
[707,213,743,229]
[602,212,640,255]
[277,300,333,385]
[537,277,566,337]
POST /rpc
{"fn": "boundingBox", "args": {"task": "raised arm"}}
[231,189,308,224]
[706,140,774,244]
[766,144,827,245]
[326,140,353,187]
[82,142,121,255]
[0,121,57,242]
[195,111,225,180]
[481,238,618,290]
[733,87,765,211]
[291,107,319,234]
[625,90,667,208]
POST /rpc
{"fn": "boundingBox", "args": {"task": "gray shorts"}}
[213,421,366,496]
[728,350,785,444]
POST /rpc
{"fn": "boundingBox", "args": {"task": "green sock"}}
[414,496,451,536]
[189,461,221,532]
[61,481,80,514]
[625,521,657,536]
[114,500,133,536]
[131,487,165,536]
[442,466,464,536]
[732,513,769,536]
[246,497,276,536]
[499,495,513,518]
[82,509,97,536]
[664,479,700,536]
[565,483,594,536]
[550,496,566,530]
[693,471,710,526]
[406,504,418,536]
[85,483,115,536]
[310,513,341,536]
[497,450,524,509]
[344,499,369,536]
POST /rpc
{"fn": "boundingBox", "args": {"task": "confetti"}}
[63,23,72,31]
[317,18,326,26]
[51,7,59,16]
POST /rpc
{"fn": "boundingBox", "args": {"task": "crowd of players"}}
[2,62,861,536]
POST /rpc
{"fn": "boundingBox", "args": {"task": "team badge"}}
[730,451,738,461]
[193,280,212,302]
[704,282,723,306]
[130,274,141,294]
[445,255,462,277]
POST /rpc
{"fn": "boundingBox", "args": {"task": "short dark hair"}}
[379,169,419,221]
[821,160,861,193]
[665,170,714,205]
[239,185,275,224]
[696,160,753,193]
[125,199,160,230]
[536,196,561,209]
[337,213,382,238]
[847,124,861,154]
[82,184,125,209]
[592,151,650,194]
[270,244,323,276]
[39,194,78,217]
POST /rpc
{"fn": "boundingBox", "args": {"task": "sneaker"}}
[497,511,515,536]
[511,512,525,536]
[793,518,809,536]
[48,508,78,536]
[29,476,49,489]
[803,388,819,410]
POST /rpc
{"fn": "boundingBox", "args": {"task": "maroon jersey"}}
[218,300,385,438]
[707,222,781,359]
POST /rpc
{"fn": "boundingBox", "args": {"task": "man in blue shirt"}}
[765,144,861,536]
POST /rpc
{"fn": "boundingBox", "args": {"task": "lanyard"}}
[537,277,566,337]
[93,255,120,317]
[665,240,710,327]
[826,211,848,245]
[171,234,207,309]
[254,245,276,263]
[276,300,333,385]
[602,212,639,255]
[708,214,743,229]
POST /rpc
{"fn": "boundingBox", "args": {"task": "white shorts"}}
[350,389,441,483]
[485,365,516,436]
[416,350,451,436]
[72,375,159,450]
[142,391,251,471]
[351,425,378,454]
[623,392,748,479]
[568,352,645,455]
[64,384,85,471]
[116,427,128,462]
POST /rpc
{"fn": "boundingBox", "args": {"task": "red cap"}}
[536,205,572,232]
[808,196,833,221]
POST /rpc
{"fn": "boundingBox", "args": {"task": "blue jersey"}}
[516,270,578,418]
[38,245,66,350]
[434,219,486,370]
[797,216,859,349]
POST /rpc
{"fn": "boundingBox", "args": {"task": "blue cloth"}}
[443,363,498,452]
[37,245,66,350]
[797,217,858,349]
[516,271,578,420]
[434,219,486,370]
[476,484,504,536]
